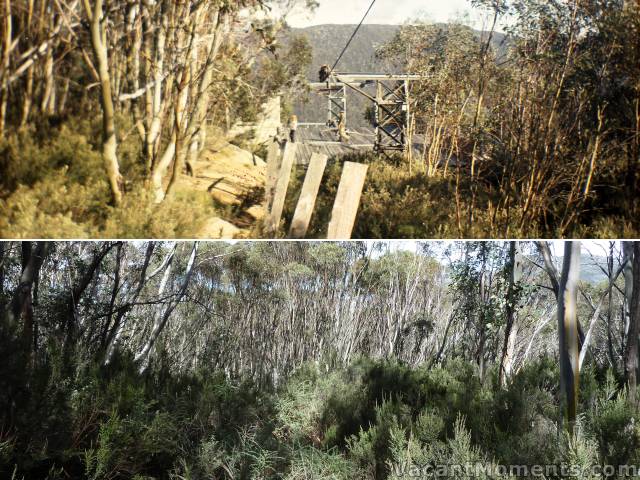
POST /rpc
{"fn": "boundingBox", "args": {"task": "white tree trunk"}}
[135,242,197,373]
[83,0,123,205]
[558,241,581,431]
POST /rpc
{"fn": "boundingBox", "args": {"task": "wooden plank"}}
[327,162,369,239]
[288,153,328,239]
[265,141,297,235]
[334,73,422,81]
[264,139,282,211]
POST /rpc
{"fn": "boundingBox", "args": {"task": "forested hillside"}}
[2,240,640,479]
[291,24,507,82]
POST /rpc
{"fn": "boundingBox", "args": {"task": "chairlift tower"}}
[327,84,347,126]
[309,73,420,156]
[373,79,411,154]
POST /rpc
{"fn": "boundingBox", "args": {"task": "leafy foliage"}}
[3,354,638,479]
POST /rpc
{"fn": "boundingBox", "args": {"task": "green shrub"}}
[589,375,640,469]
[84,412,134,480]
[195,437,228,478]
[280,151,638,238]
[385,414,507,480]
[346,400,412,479]
[275,379,324,444]
[99,185,214,239]
[414,408,445,444]
[285,447,362,480]
[0,119,221,239]
[0,125,105,192]
[559,424,601,480]
[6,352,640,480]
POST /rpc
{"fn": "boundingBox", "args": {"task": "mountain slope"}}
[292,24,398,77]
[289,24,508,127]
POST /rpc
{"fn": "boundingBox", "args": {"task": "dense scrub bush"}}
[3,353,640,479]
[99,186,215,239]
[285,446,361,480]
[589,373,640,469]
[282,153,465,239]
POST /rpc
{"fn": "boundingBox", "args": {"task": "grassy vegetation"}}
[0,121,219,239]
[282,152,634,239]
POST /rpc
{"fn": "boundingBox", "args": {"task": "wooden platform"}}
[293,125,375,164]
[294,125,425,164]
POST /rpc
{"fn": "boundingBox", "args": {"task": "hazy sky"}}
[286,0,488,29]
[367,240,616,261]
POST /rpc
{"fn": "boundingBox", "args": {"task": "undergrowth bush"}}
[2,353,640,479]
[0,124,218,238]
[280,152,637,239]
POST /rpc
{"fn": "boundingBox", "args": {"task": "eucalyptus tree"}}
[624,242,640,405]
[2,242,48,357]
[376,0,640,236]
[499,241,522,386]
[0,0,81,134]
[503,0,639,234]
[8,240,637,403]
[449,242,509,381]
[82,0,122,205]
[0,0,316,210]
[537,241,582,432]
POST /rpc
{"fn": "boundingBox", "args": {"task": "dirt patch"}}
[184,138,266,238]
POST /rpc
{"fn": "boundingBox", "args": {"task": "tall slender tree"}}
[499,241,522,387]
[625,243,640,405]
[537,241,581,432]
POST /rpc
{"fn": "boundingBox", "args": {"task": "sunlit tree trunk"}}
[20,66,34,127]
[144,2,168,172]
[0,0,12,136]
[623,242,634,345]
[82,0,123,206]
[557,241,581,432]
[606,242,618,374]
[537,241,581,432]
[184,10,227,169]
[40,47,55,115]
